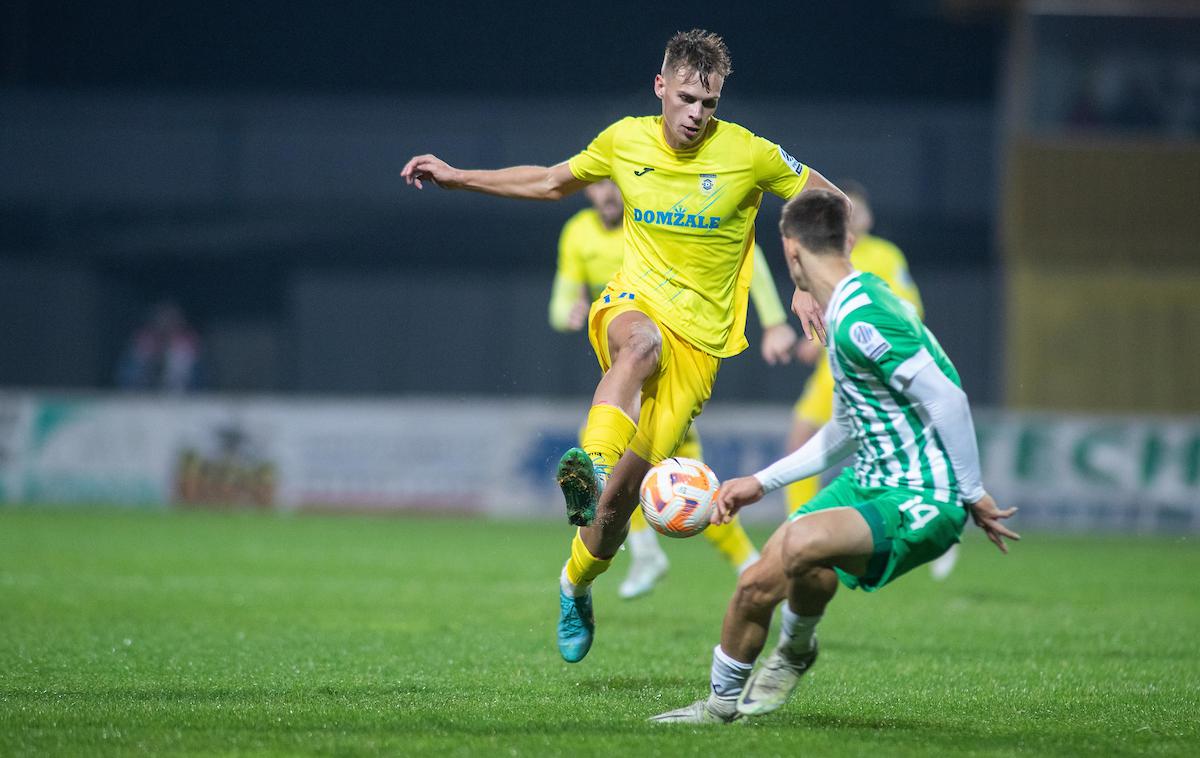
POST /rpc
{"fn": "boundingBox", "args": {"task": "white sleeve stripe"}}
[831,280,862,315]
[889,347,935,391]
[836,293,872,322]
[905,361,987,503]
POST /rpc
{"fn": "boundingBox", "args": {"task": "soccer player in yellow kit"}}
[550,178,799,599]
[784,182,960,580]
[402,29,844,664]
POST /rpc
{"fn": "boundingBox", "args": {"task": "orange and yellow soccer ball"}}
[638,457,720,538]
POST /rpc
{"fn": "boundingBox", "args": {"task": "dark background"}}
[8,3,1000,99]
[0,2,1006,402]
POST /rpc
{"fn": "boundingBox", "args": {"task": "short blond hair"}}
[662,29,732,90]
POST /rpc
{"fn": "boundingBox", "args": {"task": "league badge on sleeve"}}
[778,146,805,175]
[850,321,892,361]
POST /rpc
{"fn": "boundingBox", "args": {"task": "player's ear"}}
[845,232,857,254]
[653,73,666,100]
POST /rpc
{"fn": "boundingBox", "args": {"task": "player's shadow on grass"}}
[949,587,1032,605]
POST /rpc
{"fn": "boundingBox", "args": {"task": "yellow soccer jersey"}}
[549,205,789,332]
[568,116,810,357]
[556,208,624,300]
[850,234,923,317]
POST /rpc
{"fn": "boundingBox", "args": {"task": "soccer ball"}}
[639,457,720,538]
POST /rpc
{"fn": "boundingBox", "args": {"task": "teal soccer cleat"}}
[556,448,605,527]
[557,589,595,663]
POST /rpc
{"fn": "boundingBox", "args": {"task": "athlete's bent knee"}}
[731,562,786,614]
[617,330,660,375]
[781,525,827,579]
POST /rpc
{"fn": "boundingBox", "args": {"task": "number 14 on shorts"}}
[898,495,939,531]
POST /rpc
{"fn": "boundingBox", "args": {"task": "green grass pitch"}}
[1,508,1197,756]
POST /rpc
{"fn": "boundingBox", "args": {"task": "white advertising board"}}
[0,392,1195,532]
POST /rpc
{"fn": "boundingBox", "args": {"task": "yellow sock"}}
[565,529,613,590]
[704,516,758,571]
[785,476,821,516]
[580,404,637,472]
[628,505,650,533]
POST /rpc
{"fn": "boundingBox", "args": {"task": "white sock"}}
[736,550,761,575]
[560,565,589,598]
[626,527,664,560]
[710,645,753,699]
[779,603,820,655]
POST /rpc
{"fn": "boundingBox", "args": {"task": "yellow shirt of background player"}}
[556,209,625,303]
[550,207,789,333]
[791,232,925,427]
[850,234,924,317]
[568,116,809,357]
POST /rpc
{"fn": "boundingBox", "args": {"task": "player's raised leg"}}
[559,447,655,661]
[557,310,661,662]
[556,310,659,525]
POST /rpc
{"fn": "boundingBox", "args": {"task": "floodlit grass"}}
[1,508,1197,756]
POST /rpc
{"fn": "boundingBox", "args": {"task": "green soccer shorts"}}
[789,468,968,592]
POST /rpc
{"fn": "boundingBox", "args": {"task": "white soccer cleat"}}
[618,551,669,600]
[736,640,818,717]
[649,694,740,724]
[929,543,961,581]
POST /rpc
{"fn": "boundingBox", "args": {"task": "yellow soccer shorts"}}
[588,294,720,465]
[793,353,835,426]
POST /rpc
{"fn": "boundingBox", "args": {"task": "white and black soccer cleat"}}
[736,638,818,716]
[649,693,740,724]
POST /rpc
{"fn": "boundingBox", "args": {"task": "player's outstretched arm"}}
[799,167,849,206]
[548,277,590,332]
[901,359,1020,554]
[966,494,1020,554]
[714,405,858,525]
[711,476,765,525]
[401,155,587,200]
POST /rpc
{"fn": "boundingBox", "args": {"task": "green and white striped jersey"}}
[826,272,962,503]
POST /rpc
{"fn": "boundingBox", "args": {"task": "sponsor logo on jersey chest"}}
[631,208,721,229]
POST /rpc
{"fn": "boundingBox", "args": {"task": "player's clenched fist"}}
[401,154,462,190]
[711,476,766,524]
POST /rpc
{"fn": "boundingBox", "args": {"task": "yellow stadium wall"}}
[1004,140,1200,412]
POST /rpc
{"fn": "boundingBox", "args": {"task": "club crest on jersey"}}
[699,173,718,194]
[849,321,892,361]
[779,146,805,176]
